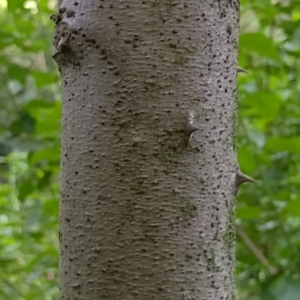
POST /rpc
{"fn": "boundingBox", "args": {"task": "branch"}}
[236,225,277,275]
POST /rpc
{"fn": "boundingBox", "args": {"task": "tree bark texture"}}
[54,0,239,299]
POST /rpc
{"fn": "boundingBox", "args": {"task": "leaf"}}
[236,206,261,219]
[37,171,52,190]
[32,71,57,88]
[239,33,281,62]
[33,102,61,139]
[260,289,277,300]
[285,198,300,217]
[238,148,256,173]
[248,130,266,148]
[9,112,36,135]
[24,99,56,111]
[29,148,60,166]
[18,178,35,201]
[266,137,300,154]
[7,65,28,84]
[269,277,300,300]
[7,0,26,12]
[243,91,282,121]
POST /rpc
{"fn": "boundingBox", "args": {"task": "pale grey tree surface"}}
[53,0,240,299]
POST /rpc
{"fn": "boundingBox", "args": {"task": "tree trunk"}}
[53,0,240,299]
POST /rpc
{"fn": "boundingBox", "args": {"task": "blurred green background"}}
[0,0,300,299]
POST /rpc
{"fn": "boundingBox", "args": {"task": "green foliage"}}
[0,0,59,299]
[0,0,299,299]
[237,0,300,298]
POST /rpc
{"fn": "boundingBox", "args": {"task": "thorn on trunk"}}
[50,13,62,24]
[186,122,199,135]
[186,111,199,135]
[53,22,71,56]
[237,66,248,74]
[236,171,256,186]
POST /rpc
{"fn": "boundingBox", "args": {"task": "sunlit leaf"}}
[240,33,281,62]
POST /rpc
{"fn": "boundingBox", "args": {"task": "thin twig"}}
[237,225,277,275]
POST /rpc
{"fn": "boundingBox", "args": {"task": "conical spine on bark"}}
[186,111,199,135]
[237,66,248,74]
[236,171,256,186]
[51,8,71,57]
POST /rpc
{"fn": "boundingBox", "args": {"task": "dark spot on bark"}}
[226,25,232,35]
[66,9,75,18]
[86,37,96,44]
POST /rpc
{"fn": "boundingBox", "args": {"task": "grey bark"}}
[54,0,239,299]
[57,0,63,9]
